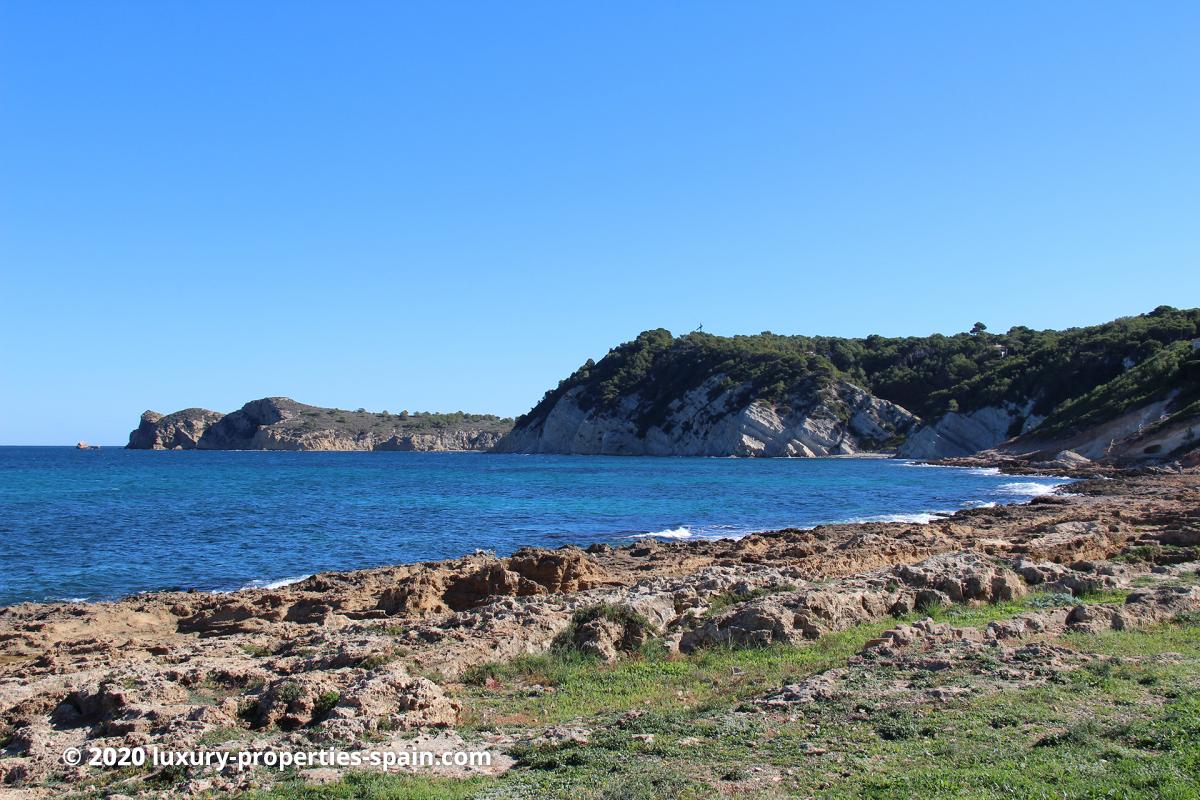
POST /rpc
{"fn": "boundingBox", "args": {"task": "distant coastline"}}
[119,308,1200,465]
[126,396,512,452]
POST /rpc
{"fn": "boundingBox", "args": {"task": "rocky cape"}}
[496,309,1200,462]
[127,398,513,452]
[2,461,1199,794]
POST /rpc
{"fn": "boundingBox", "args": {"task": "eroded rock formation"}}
[494,378,917,456]
[126,397,512,452]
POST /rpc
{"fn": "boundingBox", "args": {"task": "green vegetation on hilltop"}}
[285,401,513,437]
[1036,338,1200,439]
[543,328,840,435]
[518,306,1200,439]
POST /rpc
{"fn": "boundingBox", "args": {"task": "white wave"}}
[849,511,950,524]
[897,462,1002,476]
[962,500,998,509]
[995,481,1063,497]
[631,526,693,539]
[693,526,757,540]
[238,574,312,591]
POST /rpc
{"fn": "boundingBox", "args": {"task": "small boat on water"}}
[75,441,100,450]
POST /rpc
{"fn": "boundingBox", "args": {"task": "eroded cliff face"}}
[897,402,1044,460]
[127,398,510,452]
[126,409,225,450]
[494,377,918,457]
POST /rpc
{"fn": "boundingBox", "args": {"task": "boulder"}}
[254,675,342,730]
[563,605,659,662]
[327,667,459,731]
[681,553,1025,652]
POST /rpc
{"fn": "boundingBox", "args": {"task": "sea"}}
[0,447,1071,607]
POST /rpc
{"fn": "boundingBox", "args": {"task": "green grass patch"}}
[1076,587,1133,604]
[239,772,495,799]
[204,606,1200,799]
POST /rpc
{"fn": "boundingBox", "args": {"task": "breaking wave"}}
[236,574,312,591]
[899,462,1002,476]
[849,511,950,524]
[633,526,693,539]
[995,481,1064,497]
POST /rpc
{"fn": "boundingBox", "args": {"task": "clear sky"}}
[2,2,1198,444]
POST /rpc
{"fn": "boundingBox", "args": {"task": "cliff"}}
[498,308,1200,462]
[494,377,916,456]
[127,397,512,452]
[127,408,225,450]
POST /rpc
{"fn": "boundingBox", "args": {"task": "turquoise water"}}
[0,447,1069,606]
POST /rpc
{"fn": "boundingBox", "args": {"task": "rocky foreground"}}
[1,465,1199,797]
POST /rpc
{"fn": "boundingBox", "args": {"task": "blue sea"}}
[0,447,1070,607]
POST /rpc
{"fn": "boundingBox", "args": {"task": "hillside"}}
[496,307,1200,461]
[127,397,513,452]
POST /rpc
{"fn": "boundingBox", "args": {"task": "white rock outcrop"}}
[897,402,1043,459]
[494,377,918,457]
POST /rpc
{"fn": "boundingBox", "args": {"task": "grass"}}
[197,725,250,746]
[357,653,396,671]
[1077,587,1135,604]
[456,590,1136,727]
[103,595,1200,799]
[242,643,274,658]
[211,773,496,800]
[458,621,899,726]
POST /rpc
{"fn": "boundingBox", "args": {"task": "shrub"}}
[275,682,302,704]
[313,690,340,720]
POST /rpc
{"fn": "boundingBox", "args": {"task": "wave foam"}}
[632,526,693,539]
[850,511,950,524]
[239,574,312,591]
[898,462,1002,476]
[995,481,1062,497]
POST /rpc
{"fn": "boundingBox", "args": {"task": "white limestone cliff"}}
[494,377,918,457]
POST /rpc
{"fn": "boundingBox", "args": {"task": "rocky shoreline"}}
[1,459,1198,796]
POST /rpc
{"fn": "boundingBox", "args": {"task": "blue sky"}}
[2,2,1198,444]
